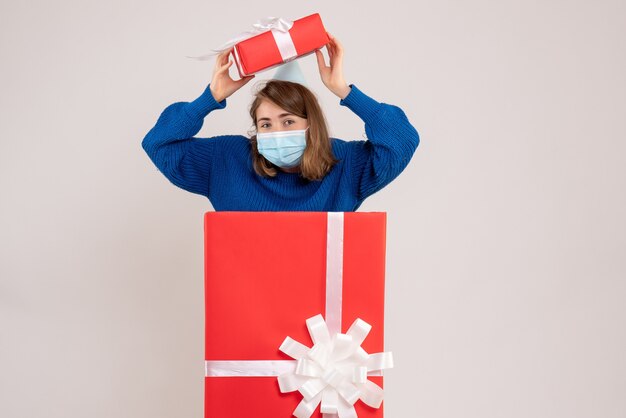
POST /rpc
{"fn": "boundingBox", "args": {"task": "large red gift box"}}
[204,212,390,417]
[231,13,330,77]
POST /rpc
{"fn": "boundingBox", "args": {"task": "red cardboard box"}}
[204,212,389,417]
[231,13,330,77]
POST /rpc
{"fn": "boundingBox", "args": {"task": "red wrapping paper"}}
[231,13,330,77]
[204,211,387,418]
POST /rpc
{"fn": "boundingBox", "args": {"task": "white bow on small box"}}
[186,16,299,63]
[205,213,394,418]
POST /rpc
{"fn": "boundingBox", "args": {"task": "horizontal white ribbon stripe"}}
[205,359,385,378]
[205,360,296,377]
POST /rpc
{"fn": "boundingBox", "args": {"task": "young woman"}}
[142,34,420,211]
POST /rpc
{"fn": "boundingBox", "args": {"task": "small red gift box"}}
[204,212,391,418]
[231,13,330,77]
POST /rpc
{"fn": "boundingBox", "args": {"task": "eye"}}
[260,123,270,129]
[284,119,295,126]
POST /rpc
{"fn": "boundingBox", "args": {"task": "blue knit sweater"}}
[142,83,419,211]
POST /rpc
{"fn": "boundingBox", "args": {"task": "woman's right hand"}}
[209,48,255,102]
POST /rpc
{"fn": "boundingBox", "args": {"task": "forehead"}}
[256,99,296,120]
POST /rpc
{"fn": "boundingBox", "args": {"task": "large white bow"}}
[186,16,294,60]
[278,314,394,418]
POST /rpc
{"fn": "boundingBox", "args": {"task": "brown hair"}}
[247,80,338,181]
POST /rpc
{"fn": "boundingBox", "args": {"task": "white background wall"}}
[1,1,625,417]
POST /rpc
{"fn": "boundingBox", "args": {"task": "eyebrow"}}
[257,113,295,122]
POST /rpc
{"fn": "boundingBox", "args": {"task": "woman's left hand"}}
[315,32,351,100]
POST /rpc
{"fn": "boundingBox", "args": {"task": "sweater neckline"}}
[276,169,311,184]
[276,167,303,176]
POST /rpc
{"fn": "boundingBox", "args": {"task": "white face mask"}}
[256,127,309,168]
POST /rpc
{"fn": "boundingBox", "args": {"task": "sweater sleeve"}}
[339,84,420,202]
[141,83,227,197]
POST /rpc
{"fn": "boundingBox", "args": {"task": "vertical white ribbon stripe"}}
[325,212,344,336]
[270,28,299,61]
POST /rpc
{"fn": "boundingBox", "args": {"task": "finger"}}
[330,40,342,61]
[222,49,230,64]
[214,53,224,70]
[327,33,336,46]
[217,49,228,64]
[218,48,232,66]
[215,55,227,71]
[333,37,343,53]
[315,49,327,68]
[329,39,338,55]
[326,43,334,60]
[218,60,233,74]
[333,42,343,60]
[220,59,233,69]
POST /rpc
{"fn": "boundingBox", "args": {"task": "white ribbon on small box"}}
[205,212,394,418]
[187,16,299,63]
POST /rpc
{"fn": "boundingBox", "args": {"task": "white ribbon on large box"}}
[187,16,298,62]
[204,212,394,418]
